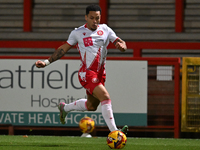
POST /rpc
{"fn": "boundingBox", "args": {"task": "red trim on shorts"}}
[101,99,111,105]
[85,101,89,110]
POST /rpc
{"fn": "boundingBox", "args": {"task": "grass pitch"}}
[0,135,200,150]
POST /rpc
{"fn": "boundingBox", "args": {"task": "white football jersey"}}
[67,24,118,72]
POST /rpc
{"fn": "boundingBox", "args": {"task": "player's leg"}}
[58,98,88,124]
[63,94,101,112]
[63,98,88,112]
[58,68,94,124]
[91,84,118,132]
[57,87,100,124]
[86,94,100,111]
[92,84,128,134]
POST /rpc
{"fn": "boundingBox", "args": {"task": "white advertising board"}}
[0,59,147,126]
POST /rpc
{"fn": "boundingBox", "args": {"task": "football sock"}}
[101,99,118,132]
[64,99,88,112]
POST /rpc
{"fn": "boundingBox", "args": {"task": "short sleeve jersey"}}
[67,24,118,72]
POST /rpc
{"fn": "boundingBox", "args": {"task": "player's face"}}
[85,11,101,31]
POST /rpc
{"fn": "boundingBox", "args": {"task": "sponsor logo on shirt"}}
[83,37,93,47]
[95,39,104,42]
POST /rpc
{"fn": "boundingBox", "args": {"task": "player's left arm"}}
[114,38,127,52]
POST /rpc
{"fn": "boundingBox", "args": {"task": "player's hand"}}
[115,42,126,52]
[114,39,127,52]
[35,60,46,68]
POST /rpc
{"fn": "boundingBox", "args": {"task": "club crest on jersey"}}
[97,30,103,36]
[83,32,86,36]
[92,78,99,83]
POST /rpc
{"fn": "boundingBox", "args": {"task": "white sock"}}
[101,99,118,132]
[64,99,88,112]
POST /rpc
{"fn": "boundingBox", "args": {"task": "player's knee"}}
[86,101,98,111]
[101,94,110,102]
[87,105,98,111]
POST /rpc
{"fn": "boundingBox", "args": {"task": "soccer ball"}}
[107,130,127,149]
[79,117,95,133]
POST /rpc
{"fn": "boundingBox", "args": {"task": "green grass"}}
[0,135,200,150]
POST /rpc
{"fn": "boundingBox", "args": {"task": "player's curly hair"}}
[86,4,101,15]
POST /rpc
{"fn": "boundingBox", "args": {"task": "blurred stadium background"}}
[1,0,200,139]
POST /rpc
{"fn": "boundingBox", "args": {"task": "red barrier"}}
[23,0,32,32]
[99,0,108,24]
[175,0,184,32]
[1,41,200,57]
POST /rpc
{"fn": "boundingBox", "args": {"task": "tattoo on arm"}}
[49,48,65,63]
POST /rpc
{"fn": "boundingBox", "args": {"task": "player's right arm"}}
[35,43,73,68]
